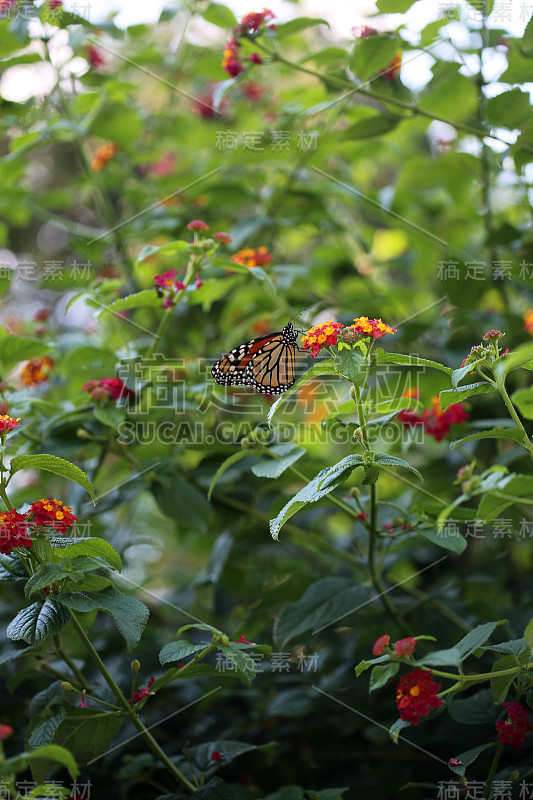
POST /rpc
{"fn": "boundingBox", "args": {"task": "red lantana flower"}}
[495,701,532,750]
[29,499,78,535]
[239,8,275,32]
[222,38,244,77]
[187,219,209,231]
[153,270,187,309]
[83,377,133,403]
[300,320,344,359]
[78,695,89,708]
[399,396,468,442]
[395,669,442,725]
[0,415,20,435]
[0,724,13,740]
[394,637,416,656]
[235,634,253,644]
[86,45,105,70]
[211,750,221,761]
[131,676,155,703]
[214,231,232,244]
[0,510,31,555]
[372,634,390,656]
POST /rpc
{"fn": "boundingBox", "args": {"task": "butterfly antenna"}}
[287,307,307,325]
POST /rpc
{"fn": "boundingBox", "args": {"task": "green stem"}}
[69,611,196,793]
[496,379,533,461]
[0,484,13,512]
[53,634,91,692]
[251,40,513,145]
[428,662,533,683]
[143,259,196,369]
[483,743,503,799]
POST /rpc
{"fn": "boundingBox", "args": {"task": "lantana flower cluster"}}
[372,634,417,656]
[231,246,272,268]
[21,356,54,387]
[130,676,155,704]
[222,9,275,77]
[152,221,231,308]
[82,377,134,404]
[460,329,508,372]
[301,316,396,359]
[0,415,20,436]
[0,499,78,555]
[398,393,468,442]
[90,142,118,171]
[495,701,532,749]
[395,668,442,725]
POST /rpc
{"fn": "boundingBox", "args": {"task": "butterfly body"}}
[212,322,299,394]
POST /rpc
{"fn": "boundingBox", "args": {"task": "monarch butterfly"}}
[211,322,299,394]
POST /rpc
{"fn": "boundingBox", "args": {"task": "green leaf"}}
[251,444,306,479]
[0,334,51,372]
[439,382,494,410]
[9,454,97,504]
[19,744,78,780]
[345,114,403,140]
[334,347,366,385]
[414,647,462,668]
[417,526,467,554]
[447,743,495,777]
[25,565,66,598]
[270,460,360,540]
[7,599,71,645]
[30,681,65,715]
[374,453,423,482]
[53,707,123,767]
[58,587,149,652]
[202,3,237,27]
[376,0,416,11]
[217,644,259,686]
[524,619,533,655]
[449,428,525,451]
[207,451,250,501]
[451,360,485,387]
[50,537,122,572]
[28,709,67,748]
[0,552,27,581]
[136,241,190,262]
[448,688,497,725]
[89,104,142,147]
[490,655,517,704]
[369,662,399,692]
[276,578,371,647]
[267,359,337,427]
[486,89,532,129]
[374,350,452,375]
[511,387,533,420]
[93,403,125,429]
[351,36,399,81]
[494,343,533,380]
[275,17,329,39]
[159,641,208,665]
[456,621,505,660]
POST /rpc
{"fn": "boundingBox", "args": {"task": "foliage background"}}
[0,0,532,797]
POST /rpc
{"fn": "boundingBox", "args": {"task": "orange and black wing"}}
[212,332,297,394]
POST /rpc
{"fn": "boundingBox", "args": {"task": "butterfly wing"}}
[248,336,297,394]
[212,331,297,394]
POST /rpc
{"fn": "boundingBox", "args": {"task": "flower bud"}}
[240,437,251,448]
[349,487,360,499]
[353,427,363,441]
[350,385,356,400]
[393,518,404,527]
[131,659,141,673]
[61,682,75,692]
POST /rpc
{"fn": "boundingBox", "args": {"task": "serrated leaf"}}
[346,113,403,140]
[447,743,495,777]
[28,709,67,748]
[414,647,462,667]
[374,349,452,375]
[9,454,96,504]
[452,360,486,387]
[0,552,27,581]
[417,526,467,554]
[269,460,360,540]
[456,621,505,660]
[7,600,71,645]
[251,445,305,478]
[58,587,149,652]
[159,641,208,665]
[267,360,337,427]
[449,427,525,450]
[334,347,366,385]
[440,382,494,410]
[19,744,78,780]
[25,565,66,598]
[374,453,423,482]
[0,335,52,372]
[50,537,121,572]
